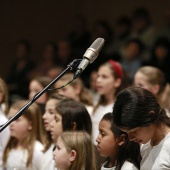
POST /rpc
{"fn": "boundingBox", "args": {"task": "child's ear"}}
[117,134,126,146]
[69,150,77,162]
[28,122,32,130]
[74,85,82,95]
[114,78,122,88]
[152,84,160,95]
[28,125,32,130]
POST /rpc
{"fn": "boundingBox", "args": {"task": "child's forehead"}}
[99,119,112,129]
[8,107,18,116]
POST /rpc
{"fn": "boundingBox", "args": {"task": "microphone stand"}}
[0,59,82,133]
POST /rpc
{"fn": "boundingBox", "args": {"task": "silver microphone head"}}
[83,38,105,63]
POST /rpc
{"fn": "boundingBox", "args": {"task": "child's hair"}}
[136,66,167,95]
[56,98,92,135]
[58,131,97,170]
[57,73,93,106]
[0,78,9,115]
[30,76,53,99]
[112,86,170,130]
[101,113,141,170]
[43,93,68,152]
[3,100,44,167]
[135,66,170,110]
[96,60,128,106]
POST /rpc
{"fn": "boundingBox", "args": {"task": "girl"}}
[54,72,93,115]
[96,113,141,170]
[29,76,53,113]
[50,98,92,142]
[0,78,10,169]
[134,66,170,111]
[53,131,97,170]
[3,100,44,170]
[112,86,170,169]
[41,93,67,170]
[92,59,128,144]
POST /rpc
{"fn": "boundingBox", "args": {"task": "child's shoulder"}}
[34,140,44,151]
[121,161,139,170]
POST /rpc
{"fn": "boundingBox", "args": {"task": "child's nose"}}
[96,134,100,143]
[50,120,54,127]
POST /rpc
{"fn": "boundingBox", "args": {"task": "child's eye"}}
[49,111,54,115]
[55,118,59,122]
[99,131,105,137]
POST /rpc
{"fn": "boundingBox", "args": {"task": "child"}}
[53,131,97,170]
[0,78,10,169]
[92,59,128,144]
[3,100,44,170]
[50,98,92,142]
[96,113,141,170]
[134,66,170,112]
[112,86,170,169]
[29,76,53,113]
[54,73,93,115]
[41,93,67,170]
[121,38,144,83]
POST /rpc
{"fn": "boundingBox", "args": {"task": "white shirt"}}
[41,144,57,170]
[91,103,113,144]
[0,110,10,170]
[101,161,138,170]
[140,132,170,170]
[5,141,44,170]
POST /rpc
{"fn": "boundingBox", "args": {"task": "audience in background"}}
[6,39,35,102]
[30,41,57,78]
[121,38,144,83]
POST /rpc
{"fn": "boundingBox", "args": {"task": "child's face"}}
[134,72,158,95]
[53,139,72,170]
[50,112,63,141]
[122,125,156,144]
[9,108,32,141]
[96,120,119,157]
[55,80,79,100]
[43,99,58,131]
[126,42,140,60]
[96,65,117,97]
[29,80,47,104]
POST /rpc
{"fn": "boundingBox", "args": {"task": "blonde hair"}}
[137,66,166,94]
[58,131,96,170]
[0,78,9,115]
[136,66,170,110]
[3,100,44,167]
[57,73,93,106]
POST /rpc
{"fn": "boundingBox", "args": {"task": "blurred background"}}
[0,0,170,79]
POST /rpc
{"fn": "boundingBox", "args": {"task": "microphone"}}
[73,38,105,79]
